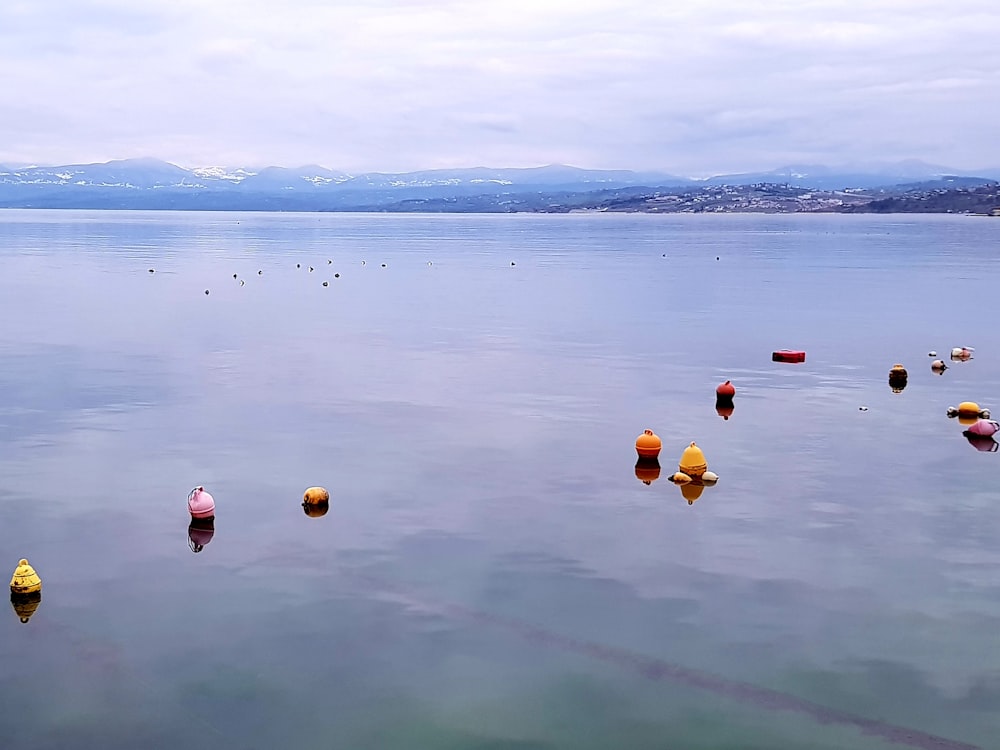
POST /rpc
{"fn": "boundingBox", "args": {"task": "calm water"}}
[1,210,998,750]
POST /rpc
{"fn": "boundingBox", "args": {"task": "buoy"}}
[958,401,983,418]
[888,364,908,393]
[10,559,41,595]
[187,486,215,519]
[635,429,662,458]
[303,486,330,505]
[772,350,806,363]
[634,457,661,485]
[188,517,215,553]
[668,471,692,485]
[930,359,947,373]
[678,442,707,478]
[715,402,734,420]
[10,591,41,624]
[948,403,990,425]
[715,380,736,399]
[964,420,1000,437]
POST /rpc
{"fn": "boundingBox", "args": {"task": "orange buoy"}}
[716,403,735,420]
[303,486,330,505]
[635,429,662,458]
[715,380,736,399]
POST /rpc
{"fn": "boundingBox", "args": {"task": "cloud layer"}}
[2,0,998,174]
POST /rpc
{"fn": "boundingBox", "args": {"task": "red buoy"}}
[715,380,736,398]
[772,350,806,363]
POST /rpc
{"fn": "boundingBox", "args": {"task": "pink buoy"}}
[964,420,1000,437]
[187,486,216,519]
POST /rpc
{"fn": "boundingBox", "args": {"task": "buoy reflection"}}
[188,517,216,553]
[10,591,41,624]
[634,457,661,485]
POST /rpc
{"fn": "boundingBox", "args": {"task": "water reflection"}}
[963,434,998,453]
[633,457,661,485]
[10,592,42,624]
[302,501,330,518]
[187,517,216,553]
[669,476,719,505]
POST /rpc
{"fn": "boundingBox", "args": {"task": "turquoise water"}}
[0,210,998,749]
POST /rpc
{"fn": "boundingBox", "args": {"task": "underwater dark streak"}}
[355,574,981,750]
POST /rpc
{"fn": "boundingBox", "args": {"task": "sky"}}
[1,0,998,176]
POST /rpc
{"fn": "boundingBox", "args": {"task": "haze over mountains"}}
[0,157,998,212]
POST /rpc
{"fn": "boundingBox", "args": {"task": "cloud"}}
[1,0,998,173]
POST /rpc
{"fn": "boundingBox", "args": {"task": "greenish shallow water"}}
[0,210,998,749]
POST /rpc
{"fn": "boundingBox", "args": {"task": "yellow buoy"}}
[303,486,330,505]
[678,442,707,478]
[957,401,981,418]
[10,559,41,595]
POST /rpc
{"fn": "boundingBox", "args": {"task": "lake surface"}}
[1,210,998,750]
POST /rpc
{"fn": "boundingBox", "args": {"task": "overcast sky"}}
[1,0,998,175]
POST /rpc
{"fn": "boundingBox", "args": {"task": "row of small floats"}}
[8,484,333,624]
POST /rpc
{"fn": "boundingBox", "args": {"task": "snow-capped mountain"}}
[0,157,996,210]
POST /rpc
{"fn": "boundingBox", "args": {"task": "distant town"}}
[556,182,1000,215]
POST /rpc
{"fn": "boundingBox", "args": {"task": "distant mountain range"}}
[0,158,998,212]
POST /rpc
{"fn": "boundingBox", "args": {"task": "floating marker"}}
[10,559,41,595]
[188,486,215,519]
[635,429,662,458]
